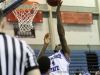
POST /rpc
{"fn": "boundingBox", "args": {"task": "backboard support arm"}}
[3,0,27,16]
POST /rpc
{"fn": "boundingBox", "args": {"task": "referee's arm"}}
[25,45,41,75]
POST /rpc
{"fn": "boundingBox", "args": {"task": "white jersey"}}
[49,50,70,75]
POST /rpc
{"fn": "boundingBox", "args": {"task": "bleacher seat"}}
[70,61,87,64]
[93,50,100,70]
[70,64,87,67]
[71,58,86,61]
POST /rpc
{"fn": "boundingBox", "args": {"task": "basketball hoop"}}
[12,1,40,32]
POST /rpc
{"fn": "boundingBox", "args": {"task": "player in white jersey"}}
[49,48,70,75]
[37,1,70,75]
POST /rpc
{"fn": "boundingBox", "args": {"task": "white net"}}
[12,1,40,32]
[0,2,4,9]
[0,0,17,10]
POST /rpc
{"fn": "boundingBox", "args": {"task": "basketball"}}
[46,0,61,7]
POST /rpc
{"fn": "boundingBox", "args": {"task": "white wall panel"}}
[29,0,46,4]
[62,0,95,7]
[53,19,100,45]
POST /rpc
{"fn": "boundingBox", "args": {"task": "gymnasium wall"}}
[62,0,95,7]
[3,0,100,50]
[53,15,99,45]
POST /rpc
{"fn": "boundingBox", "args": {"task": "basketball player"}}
[0,9,41,75]
[38,1,70,75]
[37,56,50,75]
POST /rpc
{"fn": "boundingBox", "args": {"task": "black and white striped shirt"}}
[0,32,38,75]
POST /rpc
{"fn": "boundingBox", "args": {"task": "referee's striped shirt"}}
[0,32,38,75]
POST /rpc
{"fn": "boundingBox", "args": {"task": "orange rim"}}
[13,1,40,12]
[23,1,40,5]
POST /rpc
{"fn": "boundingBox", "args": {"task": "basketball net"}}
[0,0,17,10]
[12,1,40,32]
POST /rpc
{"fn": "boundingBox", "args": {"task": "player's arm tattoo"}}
[56,2,70,60]
[37,44,48,60]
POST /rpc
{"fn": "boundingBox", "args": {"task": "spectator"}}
[74,69,82,75]
[95,70,100,75]
[83,69,91,75]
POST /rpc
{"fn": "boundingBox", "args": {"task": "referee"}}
[0,9,40,75]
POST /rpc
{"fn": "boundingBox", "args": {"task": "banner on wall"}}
[7,11,43,23]
[13,24,36,38]
[61,12,93,24]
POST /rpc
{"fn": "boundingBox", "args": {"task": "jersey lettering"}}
[49,51,70,75]
[50,54,61,72]
[50,66,60,72]
[52,61,55,66]
[50,54,61,60]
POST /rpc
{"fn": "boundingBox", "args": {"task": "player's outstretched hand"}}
[56,0,63,14]
[44,33,51,45]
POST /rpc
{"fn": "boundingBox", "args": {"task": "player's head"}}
[37,56,50,74]
[54,44,62,53]
[75,69,80,73]
[0,9,4,29]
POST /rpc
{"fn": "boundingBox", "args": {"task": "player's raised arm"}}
[37,33,50,60]
[56,1,70,60]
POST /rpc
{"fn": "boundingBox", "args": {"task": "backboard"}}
[0,0,27,16]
